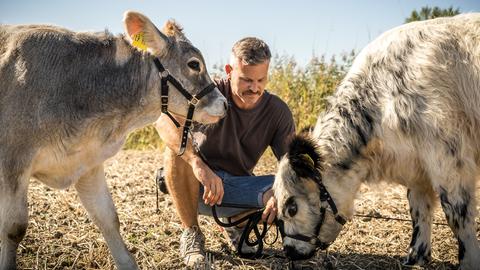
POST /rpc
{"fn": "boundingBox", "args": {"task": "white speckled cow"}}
[274,14,480,269]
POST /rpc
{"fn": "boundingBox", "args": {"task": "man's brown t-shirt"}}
[193,78,295,176]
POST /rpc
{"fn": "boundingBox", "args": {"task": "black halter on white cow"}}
[273,13,480,269]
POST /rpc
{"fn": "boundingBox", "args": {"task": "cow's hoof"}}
[403,254,431,267]
[404,245,431,267]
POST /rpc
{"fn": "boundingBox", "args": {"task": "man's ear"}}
[225,64,233,78]
[123,10,170,56]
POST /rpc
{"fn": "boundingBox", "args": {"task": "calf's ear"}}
[288,135,322,179]
[123,10,170,56]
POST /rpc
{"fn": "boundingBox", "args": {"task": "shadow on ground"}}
[198,248,457,270]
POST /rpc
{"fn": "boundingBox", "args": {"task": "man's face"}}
[226,59,269,110]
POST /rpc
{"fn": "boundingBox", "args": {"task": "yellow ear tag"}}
[300,154,315,169]
[132,32,147,51]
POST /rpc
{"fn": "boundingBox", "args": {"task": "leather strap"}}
[153,57,216,155]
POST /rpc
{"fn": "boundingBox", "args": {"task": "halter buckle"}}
[160,70,169,78]
[189,96,199,106]
[161,95,168,103]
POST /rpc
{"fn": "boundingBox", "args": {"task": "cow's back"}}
[0,24,145,150]
[344,14,480,143]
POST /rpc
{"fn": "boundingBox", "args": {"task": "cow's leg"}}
[0,173,29,270]
[404,186,435,266]
[437,185,479,270]
[75,165,138,270]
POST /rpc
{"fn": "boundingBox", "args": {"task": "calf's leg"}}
[404,186,435,266]
[0,173,29,270]
[437,185,479,270]
[75,165,138,270]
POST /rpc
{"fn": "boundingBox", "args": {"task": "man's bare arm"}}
[155,114,224,205]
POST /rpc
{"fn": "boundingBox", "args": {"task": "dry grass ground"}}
[15,150,480,270]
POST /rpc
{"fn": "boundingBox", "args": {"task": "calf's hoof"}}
[403,247,431,267]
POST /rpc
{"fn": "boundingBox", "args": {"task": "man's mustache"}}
[243,90,260,96]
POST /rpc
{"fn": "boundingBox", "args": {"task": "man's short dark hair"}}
[230,37,271,65]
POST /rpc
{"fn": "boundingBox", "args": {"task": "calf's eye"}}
[285,196,298,217]
[187,60,200,71]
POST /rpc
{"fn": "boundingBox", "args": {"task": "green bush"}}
[124,52,355,150]
[124,124,164,150]
[268,51,355,131]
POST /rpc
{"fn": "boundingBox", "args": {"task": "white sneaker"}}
[180,226,205,267]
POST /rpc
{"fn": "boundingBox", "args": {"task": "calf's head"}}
[123,11,227,124]
[274,135,352,260]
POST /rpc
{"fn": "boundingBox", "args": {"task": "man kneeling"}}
[155,37,295,267]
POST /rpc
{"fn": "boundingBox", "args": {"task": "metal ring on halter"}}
[160,70,169,78]
[189,96,199,106]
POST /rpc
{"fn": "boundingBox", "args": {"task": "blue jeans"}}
[198,170,274,218]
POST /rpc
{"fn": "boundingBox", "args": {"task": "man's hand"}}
[190,157,224,206]
[155,115,224,206]
[262,190,277,224]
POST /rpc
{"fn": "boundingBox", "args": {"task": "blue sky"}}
[1,1,479,70]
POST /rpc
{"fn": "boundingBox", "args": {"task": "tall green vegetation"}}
[124,125,163,150]
[268,51,355,131]
[405,6,460,23]
[124,52,356,149]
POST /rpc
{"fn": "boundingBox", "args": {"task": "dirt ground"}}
[15,150,480,270]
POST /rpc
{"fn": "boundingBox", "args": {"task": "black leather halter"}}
[153,58,216,155]
[277,174,347,250]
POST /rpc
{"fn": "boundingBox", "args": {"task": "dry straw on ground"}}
[15,150,480,269]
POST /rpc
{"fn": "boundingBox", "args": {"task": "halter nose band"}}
[277,173,346,255]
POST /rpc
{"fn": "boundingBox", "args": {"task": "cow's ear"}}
[123,11,170,56]
[288,135,322,179]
